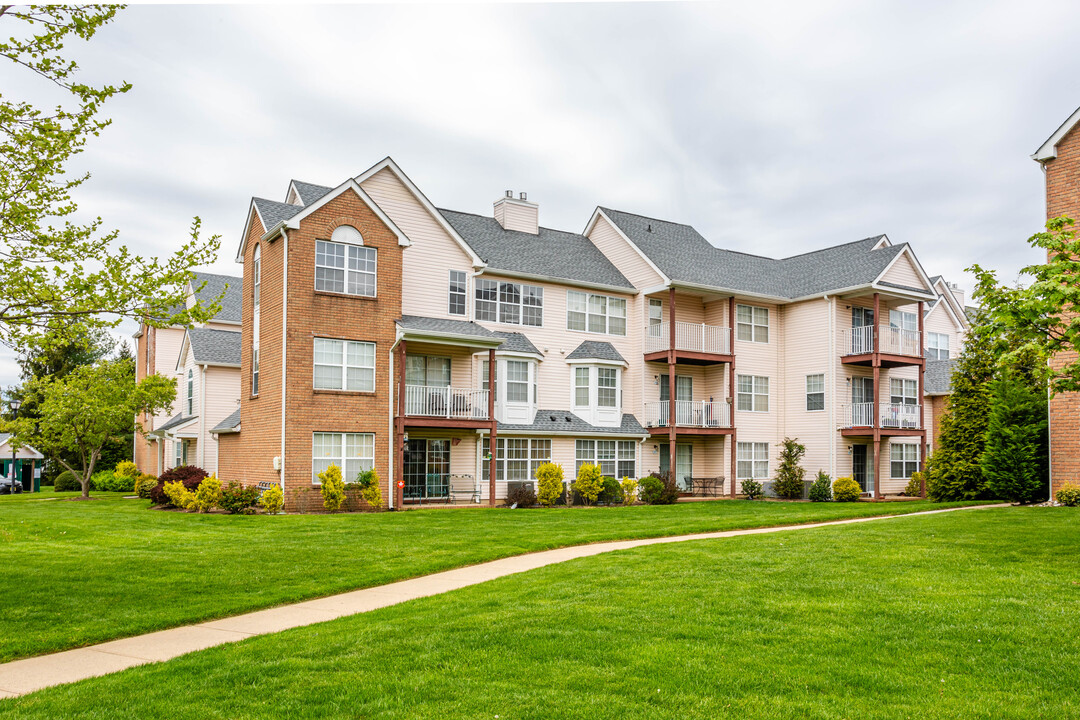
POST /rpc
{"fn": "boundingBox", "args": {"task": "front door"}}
[404,439,451,499]
[852,445,873,494]
[659,444,693,491]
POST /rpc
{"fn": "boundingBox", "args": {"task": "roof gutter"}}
[476,267,637,296]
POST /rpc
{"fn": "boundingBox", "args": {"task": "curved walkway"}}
[0,502,1006,699]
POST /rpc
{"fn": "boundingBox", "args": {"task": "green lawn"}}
[2,507,1071,719]
[0,491,983,662]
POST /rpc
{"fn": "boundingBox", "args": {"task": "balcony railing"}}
[644,400,731,429]
[842,402,921,430]
[403,386,489,420]
[842,325,922,357]
[644,321,731,355]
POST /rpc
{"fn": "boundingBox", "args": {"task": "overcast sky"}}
[5,1,1079,388]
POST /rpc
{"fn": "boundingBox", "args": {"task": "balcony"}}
[841,325,923,367]
[841,402,923,436]
[644,400,733,435]
[401,386,490,427]
[644,321,733,365]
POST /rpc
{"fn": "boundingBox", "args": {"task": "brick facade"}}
[1042,123,1080,496]
[216,189,402,511]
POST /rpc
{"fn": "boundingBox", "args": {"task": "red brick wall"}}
[217,190,401,511]
[1044,123,1080,496]
[133,323,158,474]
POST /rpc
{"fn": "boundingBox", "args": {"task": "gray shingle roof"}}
[191,272,242,324]
[498,410,645,436]
[252,197,302,232]
[156,414,196,433]
[493,332,542,356]
[924,359,957,395]
[599,207,923,299]
[186,328,241,366]
[438,209,633,290]
[211,408,241,433]
[566,341,626,363]
[397,315,505,342]
[291,180,333,206]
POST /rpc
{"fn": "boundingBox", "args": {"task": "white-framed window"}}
[890,443,920,478]
[481,359,496,400]
[407,355,450,388]
[448,270,467,316]
[805,374,825,411]
[574,366,590,406]
[889,309,917,331]
[313,338,375,392]
[252,347,260,396]
[566,291,626,336]
[890,378,918,405]
[482,438,551,482]
[312,432,375,484]
[927,332,950,360]
[314,227,377,297]
[505,360,530,403]
[175,440,184,468]
[597,367,617,407]
[252,244,261,308]
[474,279,543,326]
[648,298,663,327]
[575,439,636,478]
[737,375,769,412]
[736,304,769,343]
[737,442,769,479]
[186,369,194,415]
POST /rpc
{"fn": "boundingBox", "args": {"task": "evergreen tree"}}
[981,366,1049,503]
[926,310,997,501]
[771,437,807,499]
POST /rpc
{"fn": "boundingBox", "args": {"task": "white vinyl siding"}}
[737,375,769,412]
[805,374,825,411]
[312,432,374,484]
[566,290,626,336]
[313,338,375,392]
[736,304,769,343]
[737,442,769,479]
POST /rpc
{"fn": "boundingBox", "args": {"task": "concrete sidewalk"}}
[0,503,1007,699]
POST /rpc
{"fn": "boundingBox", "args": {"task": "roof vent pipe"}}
[519,192,527,201]
[505,190,513,198]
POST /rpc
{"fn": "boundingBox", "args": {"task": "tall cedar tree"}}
[980,366,1049,503]
[926,310,997,501]
[772,437,807,499]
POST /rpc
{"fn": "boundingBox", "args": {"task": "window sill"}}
[313,389,377,396]
[313,290,378,301]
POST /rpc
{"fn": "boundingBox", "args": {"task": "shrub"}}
[260,485,284,514]
[573,463,605,505]
[163,480,195,510]
[149,465,208,506]
[190,475,222,513]
[904,472,925,497]
[352,468,383,510]
[597,476,623,505]
[318,464,346,511]
[982,368,1049,504]
[772,437,807,499]
[220,481,260,514]
[504,483,537,508]
[54,470,81,492]
[535,462,564,507]
[640,472,679,505]
[808,471,832,502]
[833,476,861,502]
[1055,482,1080,507]
[619,476,639,506]
[91,470,135,493]
[114,461,139,479]
[135,474,157,499]
[741,478,764,500]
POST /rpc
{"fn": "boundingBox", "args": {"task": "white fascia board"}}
[934,281,970,329]
[1033,106,1080,162]
[397,330,504,349]
[476,267,636,296]
[355,157,486,267]
[584,208,670,285]
[283,179,410,246]
[565,357,628,368]
[174,333,192,374]
[872,235,892,250]
[235,200,262,263]
[873,244,936,295]
[285,181,305,207]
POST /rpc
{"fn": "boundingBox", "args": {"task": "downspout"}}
[388,333,402,510]
[279,228,289,493]
[824,294,836,479]
[200,364,207,471]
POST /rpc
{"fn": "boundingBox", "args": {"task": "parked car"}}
[0,477,23,494]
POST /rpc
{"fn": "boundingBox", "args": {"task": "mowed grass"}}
[0,491,983,662]
[2,507,1073,719]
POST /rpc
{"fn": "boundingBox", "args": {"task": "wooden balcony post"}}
[395,340,407,510]
[873,439,881,501]
[488,348,497,507]
[873,292,880,356]
[668,287,677,486]
[918,300,927,487]
[729,295,737,497]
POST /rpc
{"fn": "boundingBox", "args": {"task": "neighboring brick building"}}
[209,157,968,510]
[1033,106,1080,496]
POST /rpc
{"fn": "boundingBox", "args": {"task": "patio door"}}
[660,375,693,425]
[404,438,450,499]
[852,444,873,494]
[659,443,693,491]
[851,377,875,427]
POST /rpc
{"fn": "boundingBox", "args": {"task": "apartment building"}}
[1033,106,1080,496]
[212,157,967,509]
[133,272,242,475]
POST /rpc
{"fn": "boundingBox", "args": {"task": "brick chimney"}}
[494,191,538,234]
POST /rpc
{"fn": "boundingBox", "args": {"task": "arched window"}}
[186,369,194,415]
[331,225,364,245]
